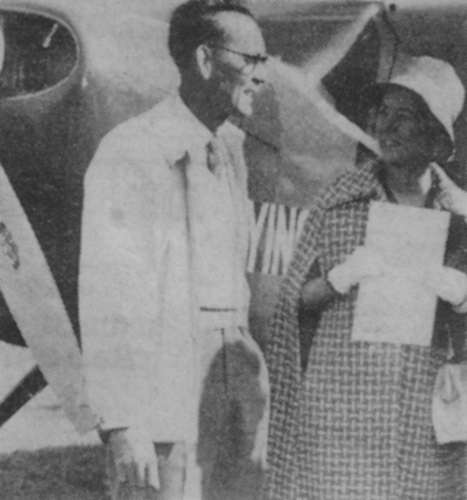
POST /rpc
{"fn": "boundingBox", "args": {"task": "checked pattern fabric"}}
[263,161,467,500]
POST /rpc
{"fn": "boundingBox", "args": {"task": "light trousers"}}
[104,325,269,500]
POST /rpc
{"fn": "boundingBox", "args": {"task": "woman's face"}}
[374,87,435,170]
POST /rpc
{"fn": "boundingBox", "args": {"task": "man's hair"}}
[168,0,256,70]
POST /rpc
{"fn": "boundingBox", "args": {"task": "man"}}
[79,1,269,498]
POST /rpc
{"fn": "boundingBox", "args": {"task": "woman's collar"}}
[321,159,385,210]
[377,163,440,208]
[323,159,444,211]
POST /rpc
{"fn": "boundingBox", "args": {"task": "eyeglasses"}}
[209,45,268,74]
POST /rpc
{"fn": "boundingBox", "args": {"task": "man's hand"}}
[327,247,388,295]
[107,427,160,490]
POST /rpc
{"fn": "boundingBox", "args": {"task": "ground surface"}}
[0,446,106,500]
[0,344,103,499]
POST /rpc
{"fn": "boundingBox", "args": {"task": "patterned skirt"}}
[293,298,467,500]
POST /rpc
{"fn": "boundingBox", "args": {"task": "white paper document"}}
[352,201,450,346]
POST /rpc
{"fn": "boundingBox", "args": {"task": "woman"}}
[264,56,467,500]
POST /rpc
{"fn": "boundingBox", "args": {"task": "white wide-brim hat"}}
[371,55,465,145]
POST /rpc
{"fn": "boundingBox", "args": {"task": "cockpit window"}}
[0,11,77,97]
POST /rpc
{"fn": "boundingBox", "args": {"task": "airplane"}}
[0,0,466,435]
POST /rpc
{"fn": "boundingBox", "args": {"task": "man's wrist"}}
[96,417,129,443]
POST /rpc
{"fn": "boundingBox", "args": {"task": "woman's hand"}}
[300,247,385,311]
[432,164,467,219]
[327,247,388,295]
[304,244,467,313]
[425,266,467,312]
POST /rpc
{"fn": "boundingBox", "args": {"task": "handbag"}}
[432,362,467,444]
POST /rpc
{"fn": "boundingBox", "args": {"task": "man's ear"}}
[195,45,213,80]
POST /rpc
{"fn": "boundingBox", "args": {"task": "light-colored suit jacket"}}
[79,95,249,442]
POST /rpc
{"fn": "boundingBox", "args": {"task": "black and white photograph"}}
[0,0,467,499]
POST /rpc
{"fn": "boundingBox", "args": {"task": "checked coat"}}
[263,161,467,500]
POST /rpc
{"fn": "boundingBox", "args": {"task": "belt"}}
[198,306,246,330]
[200,307,237,312]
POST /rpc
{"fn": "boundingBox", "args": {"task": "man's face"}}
[374,86,435,169]
[208,12,267,119]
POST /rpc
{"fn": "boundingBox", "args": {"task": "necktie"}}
[206,136,223,179]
